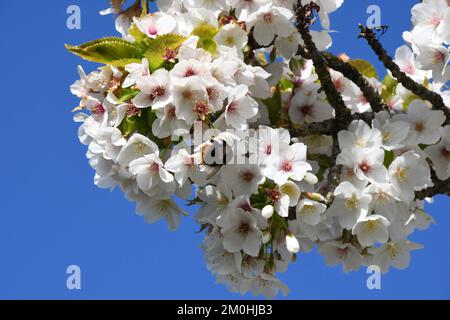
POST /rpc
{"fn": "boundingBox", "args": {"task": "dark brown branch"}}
[289,119,336,136]
[358,24,450,121]
[295,3,350,125]
[287,3,450,205]
[322,53,387,112]
[288,112,375,137]
[416,170,450,200]
[297,46,387,113]
[323,136,342,204]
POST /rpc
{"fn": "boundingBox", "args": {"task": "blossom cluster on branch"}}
[68,0,450,298]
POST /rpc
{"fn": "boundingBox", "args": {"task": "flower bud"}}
[262,231,272,244]
[304,192,326,203]
[280,181,301,206]
[262,205,274,219]
[286,234,300,253]
[304,172,318,185]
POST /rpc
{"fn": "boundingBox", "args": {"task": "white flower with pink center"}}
[133,12,176,39]
[133,69,172,110]
[129,153,175,197]
[337,147,389,185]
[289,92,334,124]
[265,143,312,185]
[224,85,259,130]
[247,4,294,46]
[411,0,450,45]
[221,208,263,257]
[221,164,265,197]
[394,45,428,83]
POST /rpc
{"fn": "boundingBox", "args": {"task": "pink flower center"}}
[150,162,159,174]
[194,101,210,117]
[227,101,238,113]
[238,222,250,235]
[405,64,415,75]
[415,122,425,132]
[333,79,344,92]
[441,147,450,159]
[184,68,197,77]
[92,103,105,115]
[431,16,441,28]
[239,202,253,212]
[240,170,255,182]
[359,161,371,173]
[154,86,166,97]
[163,48,178,61]
[148,24,158,36]
[267,189,282,202]
[127,103,141,117]
[434,51,445,63]
[207,87,218,102]
[167,106,176,118]
[300,105,313,115]
[280,160,293,172]
[263,13,273,24]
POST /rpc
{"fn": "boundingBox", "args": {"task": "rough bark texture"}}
[288,2,450,203]
[358,24,450,122]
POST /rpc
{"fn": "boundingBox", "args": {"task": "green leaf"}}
[383,150,394,168]
[279,77,294,92]
[262,85,282,125]
[191,24,219,54]
[402,94,421,110]
[141,0,148,15]
[402,78,428,109]
[143,34,187,71]
[289,58,303,73]
[349,59,379,79]
[65,37,144,67]
[269,47,277,64]
[128,23,149,44]
[381,74,398,101]
[116,88,139,104]
[119,115,146,137]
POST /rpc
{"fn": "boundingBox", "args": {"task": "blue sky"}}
[0,0,449,299]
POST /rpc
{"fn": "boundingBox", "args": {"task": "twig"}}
[322,53,387,112]
[288,112,375,137]
[295,3,350,125]
[358,24,450,121]
[323,135,341,204]
[297,47,387,113]
[416,170,450,200]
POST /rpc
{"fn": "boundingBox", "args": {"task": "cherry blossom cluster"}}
[69,0,449,298]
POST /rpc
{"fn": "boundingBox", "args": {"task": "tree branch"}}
[416,170,450,200]
[288,111,375,137]
[322,53,387,112]
[323,135,342,204]
[294,2,347,204]
[295,3,350,125]
[358,24,450,122]
[289,3,450,206]
[296,46,387,114]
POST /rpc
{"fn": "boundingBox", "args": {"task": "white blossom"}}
[352,214,390,247]
[221,208,263,257]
